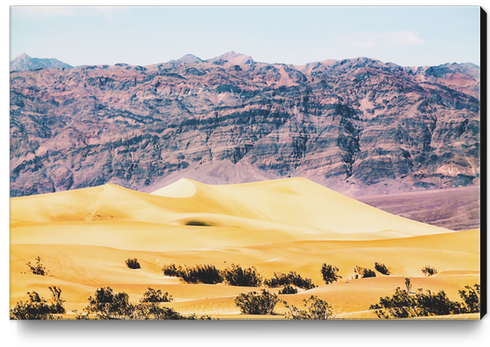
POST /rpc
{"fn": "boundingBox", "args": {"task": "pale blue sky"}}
[10,5,481,67]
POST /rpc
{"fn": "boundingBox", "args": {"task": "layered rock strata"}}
[10,52,480,197]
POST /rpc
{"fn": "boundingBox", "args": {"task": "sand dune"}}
[10,178,480,319]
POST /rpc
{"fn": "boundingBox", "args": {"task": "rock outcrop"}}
[10,52,480,197]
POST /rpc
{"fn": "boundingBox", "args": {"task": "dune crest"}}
[155,177,453,236]
[12,177,453,239]
[151,178,197,198]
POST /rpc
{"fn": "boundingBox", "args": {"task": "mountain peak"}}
[176,54,202,64]
[207,51,254,65]
[10,54,73,72]
[16,53,31,59]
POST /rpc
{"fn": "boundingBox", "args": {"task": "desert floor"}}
[10,178,480,319]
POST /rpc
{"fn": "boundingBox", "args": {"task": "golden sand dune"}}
[10,178,480,319]
[154,178,456,235]
[13,178,452,237]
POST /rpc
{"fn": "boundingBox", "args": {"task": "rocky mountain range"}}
[10,53,73,72]
[10,52,480,197]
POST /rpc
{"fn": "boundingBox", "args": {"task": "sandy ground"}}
[10,178,480,319]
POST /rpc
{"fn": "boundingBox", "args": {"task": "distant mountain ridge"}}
[10,52,480,197]
[10,53,73,72]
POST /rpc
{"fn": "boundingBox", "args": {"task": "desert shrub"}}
[354,265,376,278]
[48,286,65,314]
[184,264,223,284]
[140,287,172,303]
[458,284,480,313]
[162,264,223,284]
[370,287,418,319]
[264,271,316,290]
[282,272,315,290]
[284,295,335,320]
[422,265,438,277]
[84,287,210,320]
[414,290,464,316]
[369,279,480,319]
[111,292,134,318]
[321,264,342,284]
[26,256,48,276]
[126,258,141,269]
[222,264,262,287]
[162,263,180,277]
[279,284,298,295]
[85,287,135,320]
[134,302,211,320]
[10,287,65,320]
[405,278,413,293]
[235,290,279,315]
[263,274,283,288]
[363,269,377,278]
[374,262,390,275]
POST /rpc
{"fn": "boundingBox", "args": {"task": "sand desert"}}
[10,178,480,319]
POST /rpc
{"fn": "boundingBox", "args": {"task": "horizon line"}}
[10,51,481,69]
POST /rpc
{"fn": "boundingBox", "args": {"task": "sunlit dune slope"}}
[12,178,453,243]
[11,178,459,253]
[11,229,479,289]
[184,178,453,234]
[12,178,450,236]
[11,183,176,224]
[154,178,452,235]
[10,228,479,318]
[10,178,479,320]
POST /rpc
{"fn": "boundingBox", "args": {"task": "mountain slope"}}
[10,53,480,197]
[10,53,73,72]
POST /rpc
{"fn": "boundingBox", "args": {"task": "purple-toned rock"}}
[10,53,480,197]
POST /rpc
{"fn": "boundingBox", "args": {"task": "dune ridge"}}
[14,177,452,237]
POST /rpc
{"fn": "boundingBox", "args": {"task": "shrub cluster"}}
[26,256,48,276]
[370,280,480,319]
[10,286,65,320]
[222,264,262,287]
[264,271,316,290]
[125,258,141,269]
[374,262,390,275]
[136,303,211,320]
[162,264,223,284]
[321,264,342,284]
[162,263,180,277]
[140,287,172,303]
[354,265,376,278]
[422,265,438,277]
[234,290,278,315]
[283,295,335,320]
[82,286,212,320]
[85,287,134,320]
[278,284,298,295]
[163,263,318,289]
[458,284,481,313]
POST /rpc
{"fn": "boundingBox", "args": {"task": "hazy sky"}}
[10,5,481,67]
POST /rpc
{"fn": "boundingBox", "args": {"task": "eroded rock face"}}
[10,52,480,197]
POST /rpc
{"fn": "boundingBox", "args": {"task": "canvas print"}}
[9,6,482,320]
